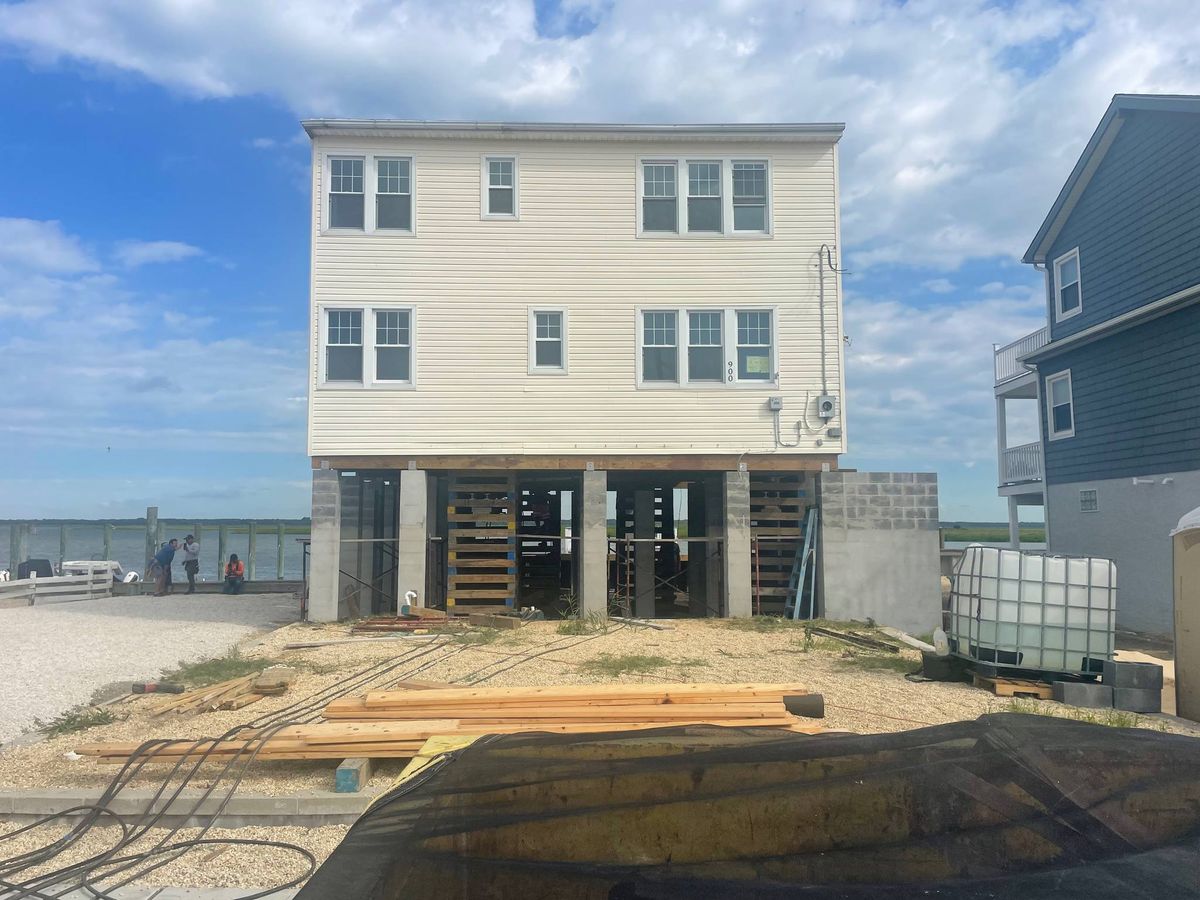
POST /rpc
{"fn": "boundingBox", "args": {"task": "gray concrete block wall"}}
[817,471,942,635]
[308,469,341,623]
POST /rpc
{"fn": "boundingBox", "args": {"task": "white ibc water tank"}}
[948,545,1115,674]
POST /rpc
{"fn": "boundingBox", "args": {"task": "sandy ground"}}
[0,592,300,744]
[0,617,1194,891]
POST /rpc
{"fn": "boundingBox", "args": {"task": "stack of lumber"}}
[350,617,466,634]
[148,667,296,716]
[81,683,826,763]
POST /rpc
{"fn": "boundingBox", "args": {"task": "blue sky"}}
[1,0,1197,521]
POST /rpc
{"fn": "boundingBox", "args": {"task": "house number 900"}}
[727,361,735,382]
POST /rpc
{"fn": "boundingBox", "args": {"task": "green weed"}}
[162,649,278,687]
[37,705,117,737]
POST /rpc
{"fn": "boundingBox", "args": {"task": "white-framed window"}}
[687,161,722,233]
[637,308,776,387]
[641,162,678,233]
[319,304,415,387]
[638,157,771,237]
[323,153,416,234]
[1054,248,1082,321]
[641,311,679,383]
[1045,370,1074,440]
[376,158,412,231]
[732,161,769,232]
[529,309,567,374]
[687,310,724,382]
[483,156,517,218]
[1080,489,1099,513]
[328,157,365,230]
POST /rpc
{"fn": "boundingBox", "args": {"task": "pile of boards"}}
[78,682,825,763]
[147,667,297,716]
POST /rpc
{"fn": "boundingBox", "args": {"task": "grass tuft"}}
[836,653,918,674]
[578,653,705,677]
[724,616,807,633]
[451,628,501,647]
[37,705,117,737]
[161,648,277,687]
[1001,697,1167,731]
[557,593,610,635]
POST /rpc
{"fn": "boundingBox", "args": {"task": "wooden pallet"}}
[972,673,1054,700]
[447,473,517,611]
[750,473,810,615]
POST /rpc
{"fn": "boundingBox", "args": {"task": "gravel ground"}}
[0,593,300,745]
[2,617,1195,890]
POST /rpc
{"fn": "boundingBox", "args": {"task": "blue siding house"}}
[993,94,1200,638]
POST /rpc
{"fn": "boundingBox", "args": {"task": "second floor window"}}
[321,305,414,386]
[640,308,775,386]
[529,310,567,373]
[642,311,678,382]
[325,309,363,381]
[642,163,678,233]
[732,162,768,232]
[376,158,412,231]
[687,162,722,232]
[374,309,411,382]
[1046,370,1074,439]
[1054,248,1081,320]
[736,311,772,380]
[329,157,365,229]
[485,157,517,217]
[687,311,723,382]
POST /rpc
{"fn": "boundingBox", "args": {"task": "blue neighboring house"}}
[993,94,1200,638]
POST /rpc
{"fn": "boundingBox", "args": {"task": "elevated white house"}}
[304,120,848,622]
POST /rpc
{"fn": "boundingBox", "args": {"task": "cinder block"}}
[1103,660,1164,690]
[1052,681,1113,709]
[1113,687,1161,714]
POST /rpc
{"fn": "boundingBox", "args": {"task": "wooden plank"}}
[450,574,518,584]
[972,674,1054,700]
[467,613,524,630]
[448,513,513,523]
[448,589,516,599]
[353,682,810,709]
[334,757,374,793]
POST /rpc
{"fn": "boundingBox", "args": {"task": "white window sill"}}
[317,382,417,391]
[636,231,773,240]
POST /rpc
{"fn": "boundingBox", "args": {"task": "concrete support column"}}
[580,470,609,618]
[1008,496,1021,550]
[633,489,656,618]
[309,469,341,622]
[686,480,708,616]
[723,470,753,618]
[398,469,429,608]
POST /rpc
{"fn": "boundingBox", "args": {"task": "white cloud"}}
[250,136,276,149]
[4,2,1200,268]
[113,239,204,268]
[0,217,96,273]
[921,278,955,294]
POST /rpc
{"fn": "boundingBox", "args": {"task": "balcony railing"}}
[1000,441,1043,485]
[994,326,1049,384]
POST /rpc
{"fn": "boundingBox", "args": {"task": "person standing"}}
[180,534,200,594]
[223,554,245,595]
[150,539,178,597]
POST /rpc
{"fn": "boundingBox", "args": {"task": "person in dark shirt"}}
[150,539,178,597]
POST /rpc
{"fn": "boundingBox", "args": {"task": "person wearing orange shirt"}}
[223,554,245,595]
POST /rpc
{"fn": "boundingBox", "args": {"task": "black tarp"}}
[299,714,1200,899]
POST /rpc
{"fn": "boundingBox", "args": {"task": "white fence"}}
[0,565,113,607]
[994,326,1049,384]
[1001,441,1043,484]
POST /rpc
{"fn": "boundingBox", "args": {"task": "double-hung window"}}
[687,311,723,382]
[1054,248,1081,321]
[322,306,414,386]
[639,308,775,386]
[376,158,412,231]
[687,161,722,232]
[1046,370,1074,439]
[328,157,365,229]
[530,310,567,373]
[732,161,768,232]
[642,311,679,382]
[484,157,517,217]
[642,163,678,233]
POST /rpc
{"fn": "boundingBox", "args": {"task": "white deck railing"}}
[1000,441,1043,484]
[994,326,1049,384]
[0,565,113,608]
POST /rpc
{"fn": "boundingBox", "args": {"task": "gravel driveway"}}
[0,593,300,745]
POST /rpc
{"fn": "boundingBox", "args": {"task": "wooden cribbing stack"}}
[78,683,827,763]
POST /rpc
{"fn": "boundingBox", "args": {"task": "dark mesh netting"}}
[298,713,1200,899]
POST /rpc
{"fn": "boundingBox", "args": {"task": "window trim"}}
[685,159,723,234]
[481,154,519,220]
[317,302,417,389]
[1079,488,1099,513]
[374,156,414,233]
[636,156,772,239]
[528,308,568,375]
[1045,369,1074,440]
[1053,247,1082,322]
[635,306,778,389]
[372,307,413,385]
[321,151,417,236]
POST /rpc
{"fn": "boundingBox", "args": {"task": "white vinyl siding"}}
[319,304,414,388]
[1046,370,1074,440]
[309,135,843,456]
[1054,248,1081,321]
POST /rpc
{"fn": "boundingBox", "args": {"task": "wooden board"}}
[972,673,1054,700]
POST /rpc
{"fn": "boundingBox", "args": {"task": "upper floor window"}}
[687,162,722,233]
[1046,370,1074,440]
[329,157,365,229]
[484,156,517,218]
[639,158,771,237]
[1054,248,1081,321]
[321,305,414,387]
[1080,489,1099,512]
[642,163,678,233]
[529,309,567,374]
[376,158,412,231]
[639,308,776,387]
